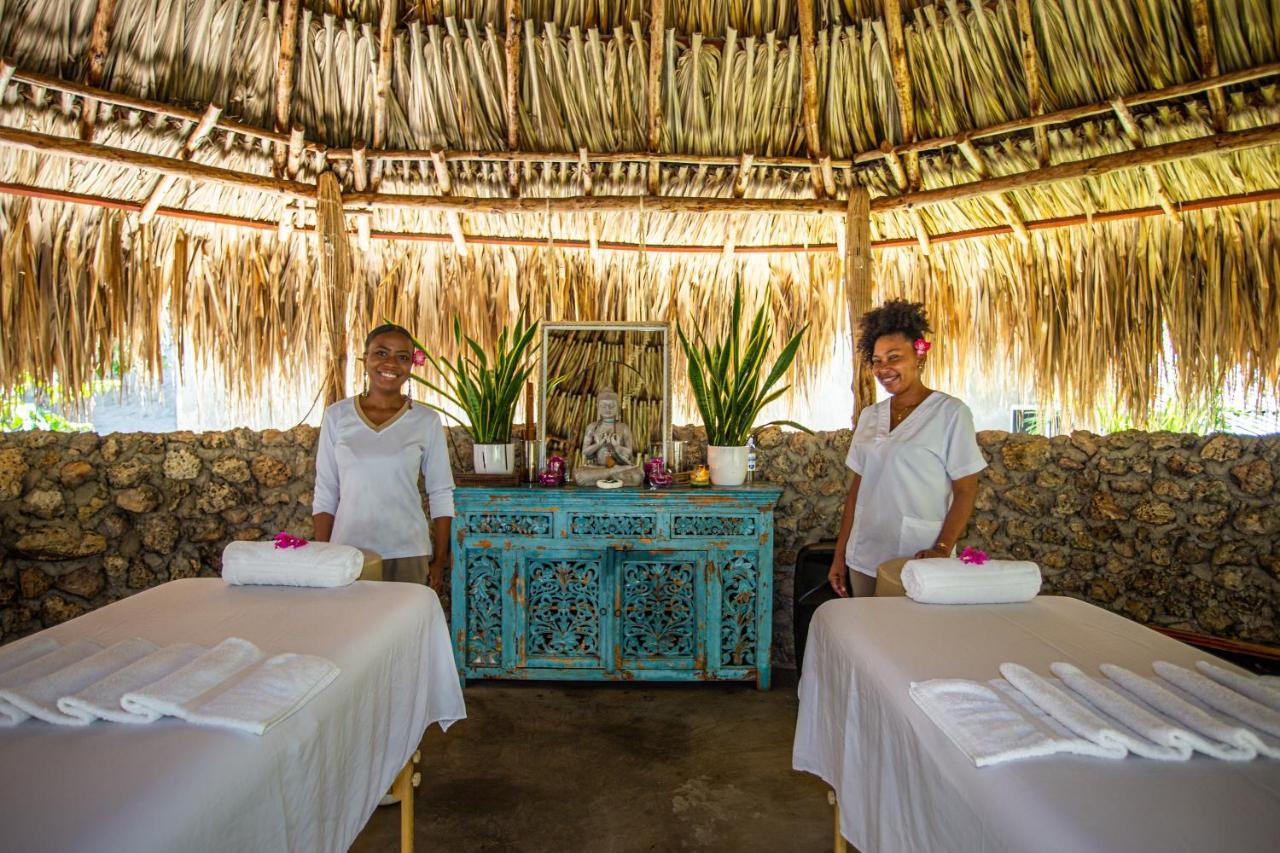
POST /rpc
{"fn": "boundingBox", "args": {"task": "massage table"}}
[793,596,1280,853]
[0,578,466,853]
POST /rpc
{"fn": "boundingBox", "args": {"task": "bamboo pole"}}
[1,180,1276,254]
[733,153,755,199]
[79,0,119,141]
[505,0,522,193]
[274,0,301,176]
[646,0,665,195]
[1110,99,1181,220]
[845,188,875,423]
[430,147,468,253]
[956,135,1031,241]
[317,172,351,407]
[139,103,223,225]
[1190,0,1227,133]
[0,125,316,202]
[883,0,920,189]
[579,146,598,252]
[351,139,371,249]
[373,0,396,188]
[1015,0,1050,167]
[797,0,829,197]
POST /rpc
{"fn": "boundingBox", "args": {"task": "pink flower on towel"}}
[274,531,309,549]
[412,348,427,366]
[913,338,932,357]
[959,546,989,565]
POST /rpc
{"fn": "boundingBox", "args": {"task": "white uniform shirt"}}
[844,392,987,577]
[312,397,456,560]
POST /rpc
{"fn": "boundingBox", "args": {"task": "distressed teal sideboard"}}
[451,485,782,689]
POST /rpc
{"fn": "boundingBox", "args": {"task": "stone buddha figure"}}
[574,388,645,487]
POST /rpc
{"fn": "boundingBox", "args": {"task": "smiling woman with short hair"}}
[312,323,455,590]
[827,301,987,598]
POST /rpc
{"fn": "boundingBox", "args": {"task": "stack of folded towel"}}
[900,557,1042,604]
[221,540,364,588]
[0,635,338,735]
[911,659,1280,766]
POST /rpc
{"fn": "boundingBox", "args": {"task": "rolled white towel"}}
[1050,663,1195,760]
[221,540,363,588]
[1153,661,1280,740]
[177,653,340,735]
[0,638,158,726]
[121,638,265,721]
[0,639,103,726]
[1195,660,1280,713]
[0,634,59,677]
[58,642,207,724]
[901,558,1041,605]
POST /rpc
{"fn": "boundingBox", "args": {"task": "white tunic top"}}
[844,392,987,577]
[313,397,456,560]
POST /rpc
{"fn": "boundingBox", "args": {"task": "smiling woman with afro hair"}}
[826,300,988,598]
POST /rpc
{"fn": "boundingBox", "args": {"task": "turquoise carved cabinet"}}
[451,485,782,689]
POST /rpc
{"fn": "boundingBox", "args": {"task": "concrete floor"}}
[351,672,835,853]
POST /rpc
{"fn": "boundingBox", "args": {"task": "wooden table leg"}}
[828,789,846,853]
[390,752,422,853]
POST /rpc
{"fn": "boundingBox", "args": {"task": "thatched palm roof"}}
[0,0,1277,425]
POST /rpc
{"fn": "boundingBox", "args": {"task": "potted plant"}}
[678,284,810,486]
[409,313,539,476]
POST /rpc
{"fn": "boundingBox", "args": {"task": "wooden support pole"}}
[1015,0,1050,167]
[316,172,352,407]
[80,0,119,141]
[733,152,755,198]
[505,0,522,193]
[286,124,306,178]
[0,59,15,94]
[139,103,223,225]
[797,0,828,197]
[274,0,300,175]
[372,0,397,188]
[883,0,920,189]
[429,147,468,254]
[1110,99,1181,220]
[846,187,876,423]
[957,135,1031,241]
[1190,0,1228,132]
[646,0,665,195]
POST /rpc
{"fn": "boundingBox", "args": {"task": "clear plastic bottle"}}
[746,437,757,484]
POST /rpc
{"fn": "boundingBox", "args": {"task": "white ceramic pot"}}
[474,442,516,476]
[707,445,749,487]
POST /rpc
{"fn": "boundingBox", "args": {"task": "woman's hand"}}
[913,546,951,559]
[428,559,448,594]
[828,559,850,598]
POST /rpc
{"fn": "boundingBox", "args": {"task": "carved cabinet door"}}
[517,550,611,670]
[615,550,706,673]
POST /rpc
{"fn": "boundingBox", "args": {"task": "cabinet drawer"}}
[670,513,759,539]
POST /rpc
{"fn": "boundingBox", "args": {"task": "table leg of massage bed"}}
[828,790,846,853]
[389,750,422,853]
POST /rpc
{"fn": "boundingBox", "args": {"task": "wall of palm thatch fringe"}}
[0,0,1278,426]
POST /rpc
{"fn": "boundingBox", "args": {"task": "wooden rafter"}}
[879,143,931,252]
[273,0,301,176]
[883,0,920,190]
[1015,0,1050,167]
[733,153,755,199]
[138,103,222,225]
[956,135,1031,241]
[430,147,468,253]
[372,0,397,188]
[797,0,829,197]
[351,139,371,249]
[579,146,598,252]
[646,0,665,195]
[1190,0,1228,132]
[79,0,119,141]
[1111,99,1181,220]
[505,0,522,193]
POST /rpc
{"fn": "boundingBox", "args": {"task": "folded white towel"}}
[0,639,158,726]
[901,558,1041,604]
[1195,660,1280,712]
[121,638,264,721]
[1101,664,1267,760]
[58,643,207,724]
[0,640,102,726]
[177,653,340,735]
[909,678,1119,767]
[1002,664,1184,760]
[1153,661,1280,740]
[221,540,363,588]
[1050,663,1194,760]
[0,634,59,676]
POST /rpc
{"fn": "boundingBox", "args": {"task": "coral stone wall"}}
[1,428,1276,666]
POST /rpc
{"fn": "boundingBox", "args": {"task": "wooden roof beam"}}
[797,0,830,198]
[1111,99,1181,220]
[957,135,1032,242]
[732,152,755,199]
[505,0,522,194]
[1190,0,1228,132]
[138,103,222,225]
[1015,0,1050,167]
[883,0,920,190]
[79,0,119,141]
[430,146,468,254]
[273,0,301,176]
[646,0,664,195]
[579,146,598,253]
[370,0,397,188]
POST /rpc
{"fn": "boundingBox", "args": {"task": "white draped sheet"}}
[792,596,1280,853]
[0,578,466,853]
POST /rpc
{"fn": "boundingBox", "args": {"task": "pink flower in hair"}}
[914,338,932,357]
[412,348,427,367]
[959,546,989,565]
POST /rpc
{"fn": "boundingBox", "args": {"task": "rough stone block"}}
[251,456,292,487]
[211,457,251,484]
[59,460,95,487]
[162,447,202,481]
[114,486,160,514]
[15,526,108,560]
[1088,491,1129,521]
[1134,500,1177,526]
[1229,458,1274,497]
[41,593,86,626]
[1200,434,1242,462]
[22,489,65,519]
[55,566,106,599]
[1001,435,1050,471]
[138,515,179,554]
